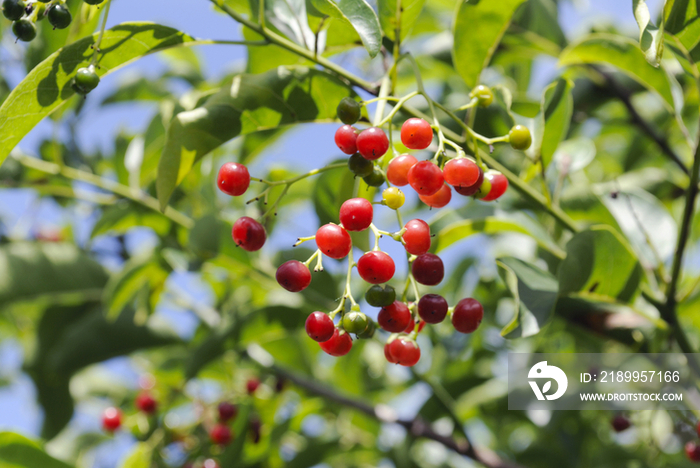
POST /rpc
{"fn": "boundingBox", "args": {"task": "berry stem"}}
[375,91,420,127]
[303,249,321,267]
[294,235,316,247]
[90,0,112,67]
[257,162,346,186]
[454,97,479,112]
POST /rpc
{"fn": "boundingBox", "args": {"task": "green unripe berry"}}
[12,19,36,42]
[475,177,492,199]
[470,85,494,107]
[382,187,405,210]
[342,311,369,334]
[72,66,100,95]
[509,125,532,150]
[83,0,105,4]
[48,3,72,29]
[348,152,373,178]
[362,168,385,187]
[337,97,361,125]
[356,319,376,339]
[365,284,396,307]
[2,0,25,21]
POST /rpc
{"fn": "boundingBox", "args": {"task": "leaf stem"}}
[90,0,112,67]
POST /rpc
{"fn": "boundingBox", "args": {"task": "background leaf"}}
[0,432,74,468]
[377,0,426,41]
[633,0,665,67]
[310,0,382,57]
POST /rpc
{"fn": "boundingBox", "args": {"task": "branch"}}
[592,66,689,175]
[243,344,526,468]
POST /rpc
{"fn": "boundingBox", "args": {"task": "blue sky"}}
[0,0,660,465]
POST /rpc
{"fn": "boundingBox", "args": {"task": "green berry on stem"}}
[362,168,385,187]
[2,0,25,21]
[365,284,396,307]
[342,311,369,334]
[509,125,532,150]
[48,3,71,29]
[470,85,493,107]
[73,66,100,95]
[12,19,36,42]
[347,153,374,178]
[337,97,361,125]
[382,187,405,210]
[475,177,492,199]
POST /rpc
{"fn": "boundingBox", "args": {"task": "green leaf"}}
[558,34,674,111]
[633,0,665,67]
[102,257,169,320]
[0,432,74,468]
[310,0,382,57]
[377,0,426,41]
[452,0,527,88]
[0,242,108,306]
[664,0,700,61]
[0,23,206,169]
[540,78,574,169]
[434,216,565,259]
[558,225,643,303]
[157,66,356,210]
[118,443,151,468]
[496,257,558,338]
[91,201,172,238]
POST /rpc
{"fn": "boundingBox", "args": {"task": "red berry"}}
[102,407,122,432]
[480,171,508,201]
[356,127,389,160]
[417,294,448,324]
[384,342,398,363]
[232,217,266,252]
[402,219,431,256]
[452,298,483,333]
[357,251,395,284]
[276,260,312,292]
[454,166,484,197]
[386,154,418,186]
[687,442,700,462]
[218,402,238,422]
[316,224,352,259]
[335,125,358,154]
[319,328,353,356]
[210,424,233,446]
[412,253,444,286]
[388,338,421,366]
[135,392,157,414]
[377,301,411,333]
[305,312,335,342]
[697,420,700,438]
[217,162,250,196]
[611,414,631,432]
[443,158,480,188]
[339,198,373,231]
[246,378,260,394]
[404,319,426,334]
[419,183,451,208]
[401,118,433,150]
[407,161,444,196]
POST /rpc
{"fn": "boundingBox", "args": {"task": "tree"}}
[0,0,699,466]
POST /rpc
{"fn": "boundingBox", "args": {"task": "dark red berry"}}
[339,198,373,231]
[401,118,433,150]
[356,127,389,160]
[249,416,262,444]
[335,125,358,154]
[407,161,444,196]
[276,260,312,292]
[210,424,233,446]
[357,251,395,284]
[418,294,448,324]
[135,392,157,414]
[246,378,260,395]
[384,342,398,363]
[611,414,631,432]
[102,407,122,432]
[388,338,421,366]
[687,442,700,462]
[377,301,411,333]
[404,319,426,334]
[217,162,250,196]
[412,253,444,286]
[316,224,352,259]
[305,312,335,342]
[218,402,238,422]
[386,154,418,186]
[232,217,266,251]
[480,171,508,201]
[402,219,431,256]
[452,298,483,333]
[419,183,451,208]
[454,166,484,197]
[443,158,480,188]
[319,328,353,356]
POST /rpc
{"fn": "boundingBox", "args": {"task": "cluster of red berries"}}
[686,421,700,463]
[101,378,266,468]
[276,197,484,366]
